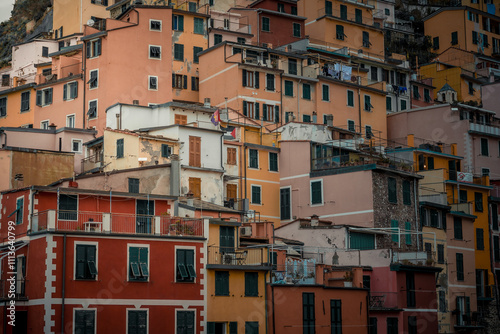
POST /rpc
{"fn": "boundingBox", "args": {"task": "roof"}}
[48,44,83,57]
[178,198,243,214]
[0,126,96,135]
[105,127,179,142]
[81,31,108,42]
[105,101,218,114]
[231,7,306,21]
[437,83,455,93]
[0,83,36,96]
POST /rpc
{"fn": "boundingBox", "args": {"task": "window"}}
[480,138,489,156]
[20,91,30,112]
[1,74,9,86]
[406,272,415,307]
[349,232,375,250]
[355,8,362,23]
[433,37,439,50]
[214,34,222,45]
[128,178,140,193]
[0,97,6,117]
[88,100,97,119]
[405,221,412,245]
[311,180,322,205]
[66,114,75,128]
[242,69,259,88]
[303,83,311,100]
[243,101,258,119]
[340,4,347,19]
[412,86,420,100]
[473,31,478,44]
[150,19,161,31]
[174,44,184,61]
[266,73,275,91]
[188,177,201,199]
[403,180,411,205]
[303,293,315,334]
[74,310,95,333]
[454,217,462,240]
[245,272,258,296]
[264,104,275,122]
[438,244,445,264]
[227,147,237,165]
[161,144,171,158]
[492,203,498,230]
[116,138,124,159]
[456,253,464,281]
[63,81,78,100]
[468,81,475,95]
[88,69,98,89]
[251,185,261,204]
[370,66,378,81]
[408,316,417,334]
[475,192,483,212]
[495,236,500,261]
[331,300,341,334]
[189,136,201,167]
[58,194,77,220]
[249,149,258,168]
[193,46,203,64]
[262,17,270,31]
[128,310,147,334]
[36,88,53,107]
[424,89,431,102]
[291,6,298,15]
[280,188,291,220]
[387,318,398,334]
[176,311,195,334]
[451,31,458,45]
[459,190,467,204]
[347,90,354,107]
[86,39,101,58]
[149,45,161,59]
[176,249,196,282]
[72,139,82,153]
[476,228,484,250]
[188,1,197,11]
[293,23,301,38]
[173,15,184,31]
[41,120,49,129]
[41,46,49,57]
[369,317,377,334]
[482,168,490,177]
[285,80,293,96]
[386,96,392,111]
[128,246,149,281]
[325,0,333,15]
[322,84,330,101]
[347,120,355,132]
[365,125,373,139]
[288,59,298,75]
[364,95,373,111]
[439,290,446,312]
[388,177,397,203]
[391,220,399,243]
[14,197,23,225]
[191,17,204,35]
[245,322,259,334]
[385,8,390,15]
[278,3,285,12]
[336,25,345,40]
[215,271,229,295]
[75,244,97,280]
[269,152,278,172]
[363,31,370,48]
[173,74,187,89]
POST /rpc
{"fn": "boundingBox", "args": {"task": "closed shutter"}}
[116,139,124,158]
[456,253,464,280]
[36,91,42,106]
[229,322,238,334]
[245,272,258,296]
[311,181,322,204]
[76,245,86,279]
[189,136,201,167]
[72,82,78,98]
[220,226,235,252]
[243,101,247,116]
[349,232,375,250]
[477,228,484,250]
[175,114,187,125]
[179,15,184,30]
[97,39,101,56]
[405,221,411,245]
[388,177,397,203]
[183,75,188,89]
[275,105,279,123]
[242,69,247,87]
[391,220,399,243]
[492,204,499,230]
[262,104,268,121]
[254,71,259,88]
[86,42,91,58]
[207,322,215,334]
[227,184,237,200]
[403,180,411,205]
[47,88,53,104]
[86,245,97,278]
[330,300,341,334]
[188,177,201,199]
[172,73,176,88]
[325,0,332,15]
[129,247,139,280]
[255,102,260,120]
[280,188,291,220]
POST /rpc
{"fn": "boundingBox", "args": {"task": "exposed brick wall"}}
[372,170,419,251]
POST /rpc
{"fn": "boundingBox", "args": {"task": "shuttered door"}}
[349,232,375,250]
[189,178,201,199]
[227,184,237,200]
[189,136,201,167]
[128,310,147,334]
[220,226,235,253]
[280,188,291,220]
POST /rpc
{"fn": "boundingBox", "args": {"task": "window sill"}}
[310,203,324,207]
[75,278,97,281]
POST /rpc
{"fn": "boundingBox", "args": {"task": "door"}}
[280,188,291,220]
[136,200,154,234]
[220,226,235,253]
[13,311,28,334]
[189,136,201,167]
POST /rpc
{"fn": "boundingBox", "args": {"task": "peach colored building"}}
[208,10,253,47]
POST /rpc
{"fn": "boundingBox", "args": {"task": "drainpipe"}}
[61,234,67,333]
[264,271,268,334]
[357,87,362,132]
[414,178,419,251]
[297,79,301,121]
[244,144,247,205]
[83,39,87,129]
[271,284,276,334]
[280,73,283,125]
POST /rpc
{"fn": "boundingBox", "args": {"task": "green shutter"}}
[456,253,464,281]
[255,102,260,120]
[311,181,322,205]
[186,249,196,279]
[388,177,397,203]
[349,232,375,250]
[403,180,411,205]
[255,71,259,89]
[207,322,216,334]
[325,1,332,15]
[322,84,329,100]
[215,271,229,296]
[245,272,258,297]
[76,245,86,279]
[476,228,484,250]
[275,105,279,123]
[243,101,247,116]
[405,221,411,245]
[391,220,399,243]
[36,91,42,106]
[347,90,354,106]
[229,322,238,334]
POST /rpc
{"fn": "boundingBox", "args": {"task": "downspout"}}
[414,178,419,251]
[297,79,301,121]
[280,73,283,124]
[357,86,362,132]
[264,271,268,334]
[82,39,87,129]
[257,10,260,46]
[119,104,122,130]
[272,284,276,334]
[61,234,67,333]
[244,144,247,206]
[220,133,224,204]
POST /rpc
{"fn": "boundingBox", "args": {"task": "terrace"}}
[206,246,271,269]
[31,210,204,238]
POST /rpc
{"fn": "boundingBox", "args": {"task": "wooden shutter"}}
[227,147,236,165]
[175,114,187,125]
[189,177,201,199]
[189,136,201,167]
[227,184,237,200]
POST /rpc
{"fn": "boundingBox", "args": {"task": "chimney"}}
[310,214,319,227]
[170,154,180,196]
[48,123,57,131]
[204,98,211,108]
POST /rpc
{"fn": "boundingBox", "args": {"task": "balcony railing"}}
[223,198,246,211]
[81,153,104,173]
[450,202,473,215]
[469,122,500,137]
[369,292,399,309]
[31,210,204,237]
[0,279,27,300]
[37,63,82,85]
[207,246,269,267]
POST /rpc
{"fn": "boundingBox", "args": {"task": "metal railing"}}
[81,152,104,173]
[37,63,82,85]
[31,211,203,237]
[223,198,245,211]
[369,292,399,309]
[207,246,268,266]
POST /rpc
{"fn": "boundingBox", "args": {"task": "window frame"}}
[269,152,278,172]
[194,17,205,35]
[117,138,124,159]
[0,97,6,117]
[244,272,259,297]
[310,179,323,206]
[215,271,230,296]
[293,22,301,38]
[148,45,161,60]
[73,308,97,334]
[173,14,184,31]
[175,246,197,283]
[88,69,98,89]
[174,43,184,61]
[88,99,97,120]
[127,244,150,282]
[149,19,162,31]
[74,241,98,280]
[175,309,196,334]
[58,194,78,221]
[66,114,76,128]
[261,16,270,32]
[302,83,311,100]
[322,84,330,101]
[40,120,49,129]
[148,75,158,91]
[284,80,294,97]
[63,81,78,101]
[126,308,149,334]
[20,91,30,112]
[347,90,354,107]
[251,185,262,205]
[249,149,259,169]
[71,139,83,154]
[36,87,53,107]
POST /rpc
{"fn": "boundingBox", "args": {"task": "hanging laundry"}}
[341,66,352,81]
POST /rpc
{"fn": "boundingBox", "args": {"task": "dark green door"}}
[220,226,235,253]
[136,200,154,234]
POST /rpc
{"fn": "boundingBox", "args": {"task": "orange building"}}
[0,83,36,128]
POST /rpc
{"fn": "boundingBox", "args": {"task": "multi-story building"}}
[0,186,207,333]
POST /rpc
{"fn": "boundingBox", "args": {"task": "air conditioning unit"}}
[241,226,252,236]
[223,253,236,265]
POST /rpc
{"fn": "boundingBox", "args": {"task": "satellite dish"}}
[87,19,95,27]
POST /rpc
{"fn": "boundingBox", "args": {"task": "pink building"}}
[410,77,435,109]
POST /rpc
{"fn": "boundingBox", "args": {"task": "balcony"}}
[223,197,247,211]
[450,202,473,215]
[0,279,27,301]
[469,122,500,137]
[37,63,82,85]
[81,153,104,173]
[271,259,317,285]
[31,210,204,237]
[206,246,271,269]
[369,292,400,310]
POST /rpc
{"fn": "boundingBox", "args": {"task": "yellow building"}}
[206,218,270,333]
[53,0,111,38]
[0,83,36,128]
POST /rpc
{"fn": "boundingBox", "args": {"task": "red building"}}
[231,0,306,48]
[0,186,207,334]
[367,264,441,334]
